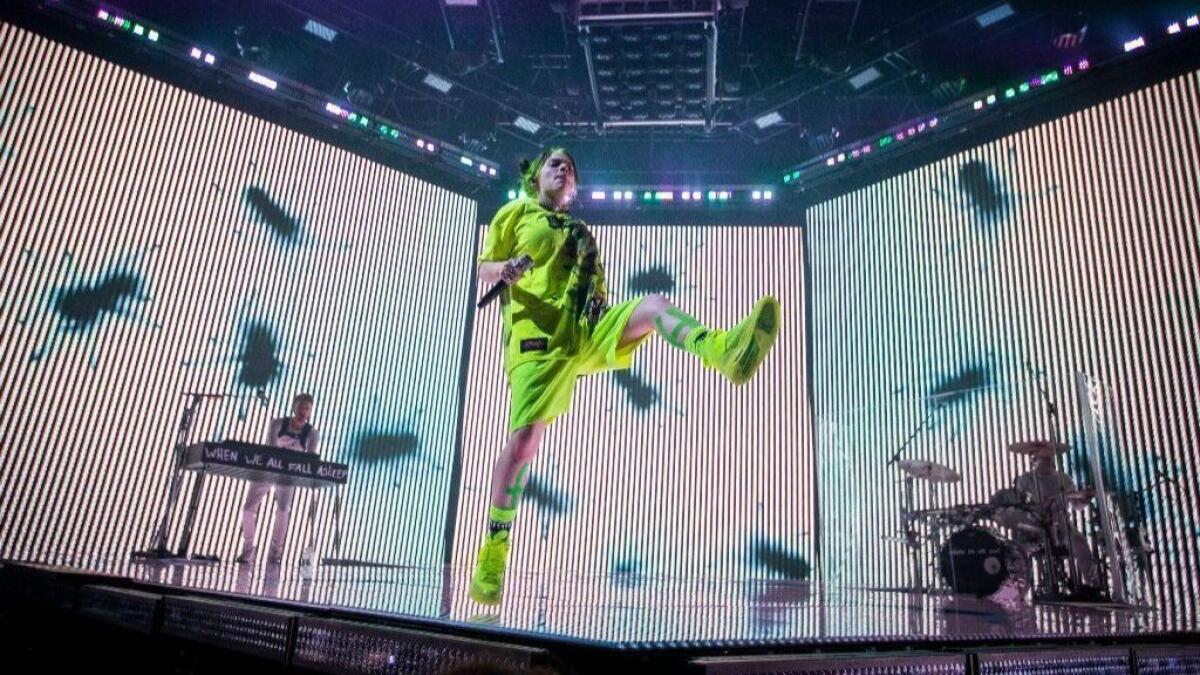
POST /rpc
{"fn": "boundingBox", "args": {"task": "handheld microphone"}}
[477,255,533,308]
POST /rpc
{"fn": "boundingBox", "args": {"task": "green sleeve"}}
[478,198,523,263]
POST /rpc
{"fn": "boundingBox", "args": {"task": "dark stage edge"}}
[2,559,1198,674]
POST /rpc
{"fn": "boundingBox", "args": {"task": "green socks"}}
[488,504,516,538]
[653,307,719,365]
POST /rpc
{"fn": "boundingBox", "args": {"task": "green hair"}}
[519,147,579,202]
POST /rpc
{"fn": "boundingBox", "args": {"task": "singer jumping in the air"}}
[469,147,780,605]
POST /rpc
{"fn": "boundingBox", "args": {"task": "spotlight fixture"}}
[975,3,1015,29]
[514,116,541,135]
[754,111,784,130]
[303,19,338,42]
[423,72,454,94]
[847,66,882,90]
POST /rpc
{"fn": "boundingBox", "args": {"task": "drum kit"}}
[895,439,1107,602]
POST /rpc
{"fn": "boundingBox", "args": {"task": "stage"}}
[3,2,1200,674]
[2,556,1197,673]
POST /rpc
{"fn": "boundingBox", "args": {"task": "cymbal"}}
[1009,440,1070,457]
[897,459,962,483]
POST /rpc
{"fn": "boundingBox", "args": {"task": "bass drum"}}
[939,526,1023,597]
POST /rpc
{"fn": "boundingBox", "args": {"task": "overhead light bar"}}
[248,71,278,90]
[560,187,774,206]
[97,10,159,42]
[778,21,1199,188]
[87,2,497,183]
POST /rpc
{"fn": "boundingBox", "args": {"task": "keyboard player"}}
[237,392,321,564]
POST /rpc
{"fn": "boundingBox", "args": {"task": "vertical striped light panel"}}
[452,221,811,617]
[807,68,1200,620]
[0,22,477,575]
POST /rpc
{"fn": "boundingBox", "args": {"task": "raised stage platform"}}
[1,556,1197,674]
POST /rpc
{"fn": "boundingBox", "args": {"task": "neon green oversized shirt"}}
[478,197,609,372]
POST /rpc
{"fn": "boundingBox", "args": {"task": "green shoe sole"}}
[469,579,502,605]
[725,296,780,385]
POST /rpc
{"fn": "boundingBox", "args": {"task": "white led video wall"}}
[452,220,813,613]
[808,69,1200,616]
[0,22,477,575]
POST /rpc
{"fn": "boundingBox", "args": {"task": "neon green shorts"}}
[507,297,651,432]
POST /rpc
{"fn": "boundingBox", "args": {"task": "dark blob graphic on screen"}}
[612,369,660,410]
[927,362,992,410]
[610,555,643,586]
[237,322,282,388]
[244,186,301,243]
[628,266,676,294]
[358,432,421,463]
[524,476,568,516]
[751,540,812,580]
[28,252,157,366]
[55,273,145,330]
[957,160,1011,224]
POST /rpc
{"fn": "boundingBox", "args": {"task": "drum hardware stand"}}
[900,476,924,591]
[890,404,937,593]
[1123,475,1172,609]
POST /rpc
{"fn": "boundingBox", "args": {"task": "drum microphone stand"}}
[890,401,943,592]
[133,393,222,561]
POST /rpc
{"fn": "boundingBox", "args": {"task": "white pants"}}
[240,483,295,556]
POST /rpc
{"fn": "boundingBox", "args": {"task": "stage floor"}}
[17,555,1194,650]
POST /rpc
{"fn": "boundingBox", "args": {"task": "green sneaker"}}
[468,531,511,605]
[711,295,780,385]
